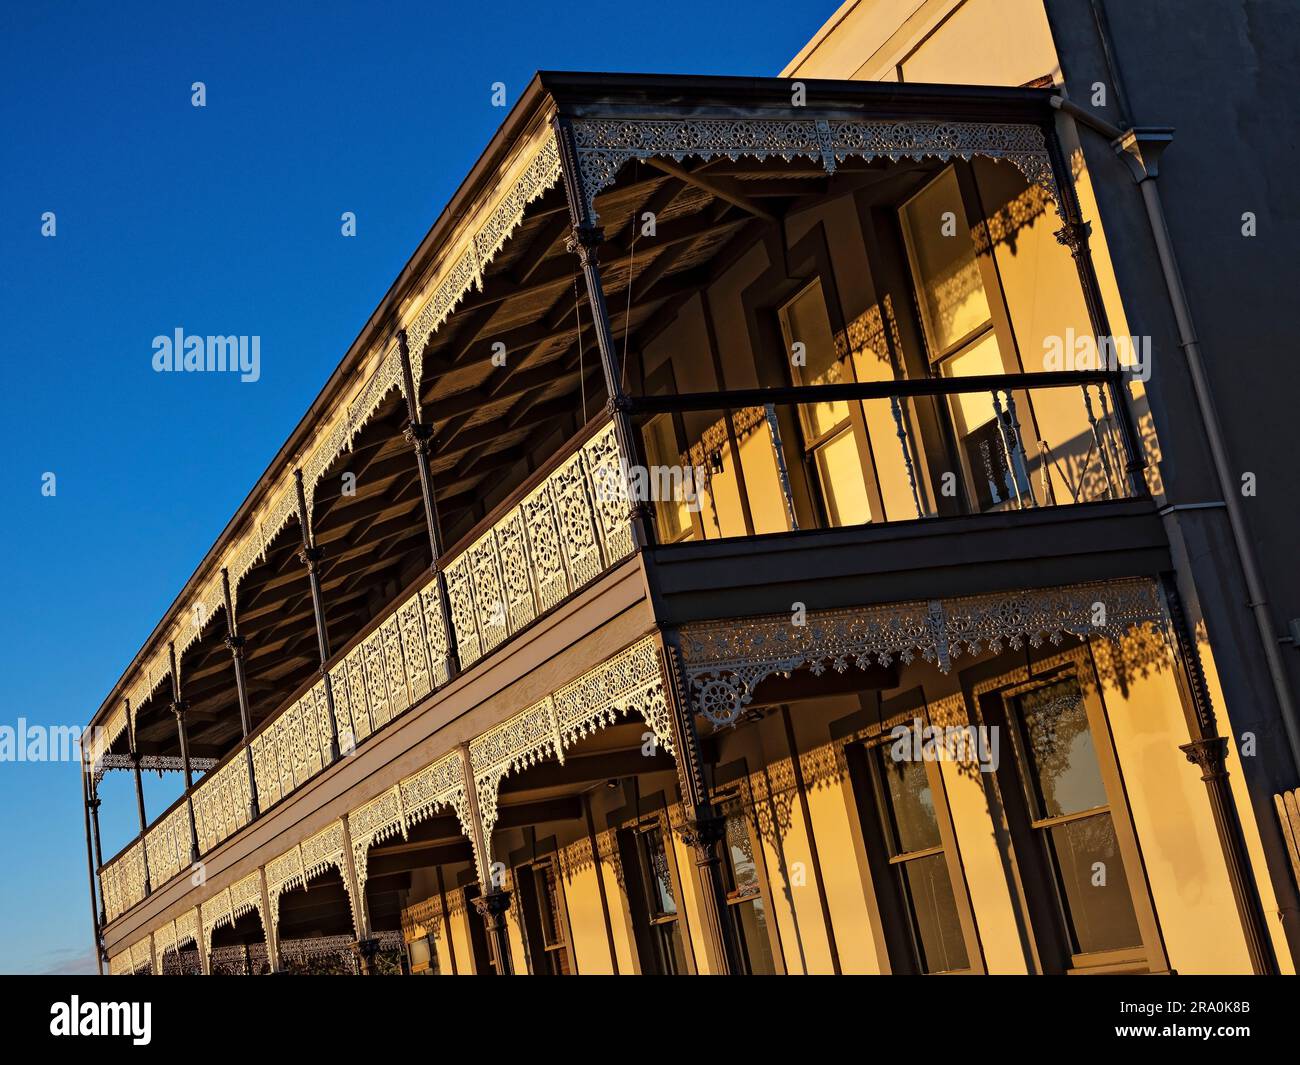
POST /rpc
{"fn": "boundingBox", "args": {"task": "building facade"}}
[84,1,1300,976]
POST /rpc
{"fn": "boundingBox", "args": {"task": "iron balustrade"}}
[97,418,633,925]
[629,371,1144,541]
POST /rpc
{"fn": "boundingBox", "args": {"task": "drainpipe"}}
[1050,93,1300,777]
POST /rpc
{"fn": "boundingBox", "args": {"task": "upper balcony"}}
[88,72,1163,932]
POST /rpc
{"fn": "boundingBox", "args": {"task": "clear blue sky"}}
[0,0,830,973]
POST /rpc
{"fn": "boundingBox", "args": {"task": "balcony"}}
[99,419,633,923]
[632,369,1143,543]
[91,76,1170,941]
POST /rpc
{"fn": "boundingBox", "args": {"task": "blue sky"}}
[0,0,830,973]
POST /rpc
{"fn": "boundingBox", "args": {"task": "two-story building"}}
[84,0,1300,976]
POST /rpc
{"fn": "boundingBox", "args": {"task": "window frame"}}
[990,667,1166,974]
[845,728,983,975]
[776,276,885,529]
[713,786,786,975]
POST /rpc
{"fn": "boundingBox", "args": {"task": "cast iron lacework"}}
[569,116,1062,224]
[470,634,674,845]
[200,869,265,958]
[680,578,1165,727]
[91,753,218,785]
[101,415,633,921]
[265,820,356,935]
[348,749,471,895]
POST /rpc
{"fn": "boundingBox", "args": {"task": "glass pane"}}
[944,331,1003,432]
[1015,680,1109,819]
[900,168,993,354]
[814,428,873,527]
[653,920,688,976]
[901,852,970,973]
[643,413,690,542]
[724,807,761,897]
[733,897,778,975]
[783,281,850,438]
[640,827,677,918]
[536,865,564,947]
[877,748,941,855]
[1048,812,1142,954]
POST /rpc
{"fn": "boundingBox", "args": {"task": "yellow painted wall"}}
[562,861,616,974]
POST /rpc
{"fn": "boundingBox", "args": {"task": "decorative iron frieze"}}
[680,578,1166,726]
[569,115,1061,224]
[265,820,355,935]
[469,635,674,844]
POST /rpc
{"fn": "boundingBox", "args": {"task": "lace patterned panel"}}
[362,628,392,730]
[380,616,410,711]
[348,786,406,895]
[251,732,281,809]
[192,755,252,856]
[143,803,188,894]
[397,590,433,703]
[329,663,357,749]
[300,692,324,779]
[274,711,295,800]
[470,634,671,846]
[399,749,468,837]
[419,583,452,688]
[551,451,604,590]
[470,697,561,841]
[265,820,354,933]
[680,578,1165,726]
[346,647,373,742]
[496,509,538,634]
[582,421,634,565]
[521,479,570,614]
[445,553,482,667]
[469,530,510,657]
[569,116,1061,225]
[312,680,333,759]
[100,838,148,923]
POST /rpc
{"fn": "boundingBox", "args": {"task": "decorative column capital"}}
[674,810,727,850]
[170,699,190,721]
[223,632,246,658]
[402,420,434,454]
[1181,736,1230,782]
[1053,219,1092,258]
[297,545,325,571]
[566,223,604,260]
[471,890,512,922]
[603,393,632,417]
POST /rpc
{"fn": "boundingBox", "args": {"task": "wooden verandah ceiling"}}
[123,120,939,763]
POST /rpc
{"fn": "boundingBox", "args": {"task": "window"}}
[518,860,572,975]
[778,279,874,528]
[899,167,1029,510]
[853,743,972,973]
[717,795,779,974]
[1004,677,1144,962]
[626,822,689,975]
[642,412,693,543]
